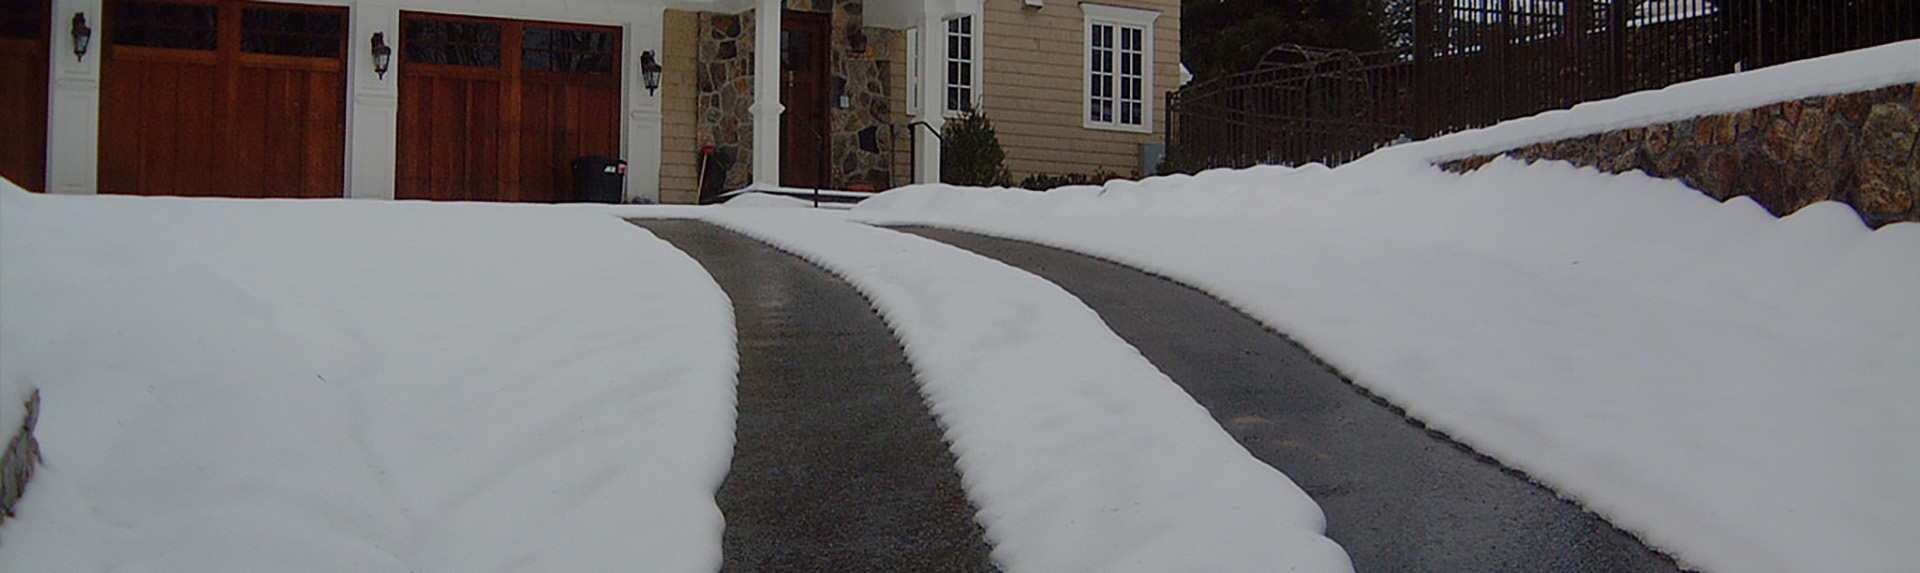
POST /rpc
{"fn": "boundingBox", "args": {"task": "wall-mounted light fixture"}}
[640,50,662,96]
[71,12,92,60]
[371,32,392,79]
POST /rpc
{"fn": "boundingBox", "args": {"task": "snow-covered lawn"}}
[841,41,1920,572]
[0,193,738,570]
[3,40,1916,573]
[851,157,1919,573]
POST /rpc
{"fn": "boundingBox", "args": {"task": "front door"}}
[395,13,621,202]
[779,11,827,188]
[0,0,49,191]
[98,0,348,198]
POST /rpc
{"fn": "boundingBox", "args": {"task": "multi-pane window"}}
[403,18,503,68]
[241,7,344,58]
[1088,23,1143,126]
[111,1,219,51]
[1083,5,1156,131]
[0,0,49,40]
[944,15,973,113]
[106,1,343,57]
[523,26,617,75]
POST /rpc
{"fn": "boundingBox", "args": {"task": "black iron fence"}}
[1166,46,1415,170]
[1168,0,1919,170]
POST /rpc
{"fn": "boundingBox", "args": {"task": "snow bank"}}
[0,181,738,571]
[700,208,1354,573]
[852,154,1920,572]
[1383,39,1920,163]
[722,192,815,208]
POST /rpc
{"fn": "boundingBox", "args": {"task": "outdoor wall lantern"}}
[71,12,91,60]
[371,32,393,79]
[640,50,663,95]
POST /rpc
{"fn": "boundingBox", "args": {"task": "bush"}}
[1017,169,1128,191]
[941,106,1014,187]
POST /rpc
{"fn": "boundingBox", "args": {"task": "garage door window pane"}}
[0,0,47,40]
[242,7,342,58]
[523,26,615,75]
[404,19,501,68]
[111,1,217,51]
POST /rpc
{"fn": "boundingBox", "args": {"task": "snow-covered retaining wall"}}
[1441,83,1919,227]
[1,390,40,525]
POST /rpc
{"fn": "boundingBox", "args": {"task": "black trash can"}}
[572,156,627,203]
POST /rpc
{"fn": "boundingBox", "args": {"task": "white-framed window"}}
[944,15,977,115]
[1083,4,1157,132]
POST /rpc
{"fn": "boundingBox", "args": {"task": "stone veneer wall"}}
[1442,84,1920,228]
[788,0,897,190]
[827,4,896,190]
[694,0,898,192]
[697,11,757,191]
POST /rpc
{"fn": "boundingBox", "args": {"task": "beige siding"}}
[889,33,912,187]
[659,10,701,204]
[982,0,1179,180]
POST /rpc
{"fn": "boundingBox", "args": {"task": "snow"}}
[701,208,1352,572]
[3,37,1916,573]
[720,191,814,208]
[1387,39,1920,163]
[854,161,1920,572]
[0,185,738,571]
[833,39,1920,573]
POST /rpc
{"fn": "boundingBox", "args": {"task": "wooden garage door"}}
[99,0,345,198]
[396,13,620,202]
[0,0,49,191]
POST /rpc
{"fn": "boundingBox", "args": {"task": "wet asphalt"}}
[895,225,1688,573]
[630,219,998,572]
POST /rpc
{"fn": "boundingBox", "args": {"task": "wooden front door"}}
[0,0,50,191]
[779,11,828,188]
[99,0,346,198]
[396,13,620,202]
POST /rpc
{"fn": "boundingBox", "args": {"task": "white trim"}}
[911,7,944,183]
[751,0,783,188]
[905,26,921,115]
[46,0,102,194]
[1081,2,1156,133]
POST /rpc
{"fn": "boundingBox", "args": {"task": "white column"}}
[911,9,943,184]
[749,0,783,188]
[625,5,665,203]
[346,5,400,199]
[46,0,102,194]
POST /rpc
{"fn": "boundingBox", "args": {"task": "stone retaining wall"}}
[2,390,41,525]
[1442,84,1920,227]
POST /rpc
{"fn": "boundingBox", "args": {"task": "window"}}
[241,7,344,58]
[0,0,48,40]
[111,1,219,51]
[1083,4,1156,132]
[403,18,503,68]
[523,26,617,75]
[944,15,975,114]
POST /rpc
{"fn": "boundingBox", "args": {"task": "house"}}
[0,0,1178,203]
